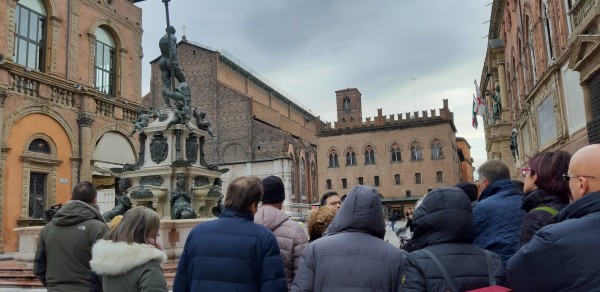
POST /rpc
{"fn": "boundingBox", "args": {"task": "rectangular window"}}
[358,177,363,185]
[537,95,557,146]
[13,5,46,71]
[95,41,116,96]
[374,176,380,187]
[342,178,347,189]
[394,174,401,185]
[326,179,332,190]
[29,172,47,219]
[406,190,411,197]
[415,173,422,184]
[436,171,444,183]
[561,64,586,135]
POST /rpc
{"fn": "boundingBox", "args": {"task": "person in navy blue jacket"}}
[173,176,287,292]
[473,160,525,267]
[508,144,600,291]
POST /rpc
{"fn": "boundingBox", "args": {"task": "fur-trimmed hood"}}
[90,239,167,276]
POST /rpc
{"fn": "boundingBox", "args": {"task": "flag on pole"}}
[472,79,486,129]
[472,95,479,129]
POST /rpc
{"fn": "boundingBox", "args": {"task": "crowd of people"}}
[31,143,600,291]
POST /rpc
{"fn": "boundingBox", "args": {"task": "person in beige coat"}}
[255,176,309,290]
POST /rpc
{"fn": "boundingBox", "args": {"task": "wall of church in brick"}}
[251,121,286,161]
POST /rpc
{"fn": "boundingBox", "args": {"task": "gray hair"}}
[478,160,510,183]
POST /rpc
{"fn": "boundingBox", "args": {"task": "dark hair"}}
[71,181,97,204]
[527,150,571,202]
[320,191,339,206]
[224,176,263,211]
[340,195,347,203]
[107,206,160,244]
[478,160,510,183]
[454,182,478,202]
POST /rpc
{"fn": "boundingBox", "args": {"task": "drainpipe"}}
[66,0,71,80]
[77,116,82,183]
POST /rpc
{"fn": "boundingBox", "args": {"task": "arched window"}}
[343,97,350,112]
[542,0,554,62]
[436,171,444,183]
[346,148,357,166]
[527,16,537,84]
[415,173,422,184]
[394,174,401,185]
[223,143,245,163]
[364,145,375,165]
[431,139,444,159]
[28,138,51,153]
[342,178,348,189]
[326,179,332,190]
[410,141,423,161]
[328,149,339,167]
[390,143,402,162]
[95,26,116,96]
[14,0,47,70]
[300,158,306,202]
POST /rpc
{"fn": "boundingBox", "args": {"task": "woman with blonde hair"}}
[90,206,168,291]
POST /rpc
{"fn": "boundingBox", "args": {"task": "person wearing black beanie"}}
[254,176,308,289]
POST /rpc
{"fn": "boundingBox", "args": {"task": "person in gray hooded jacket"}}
[292,185,407,292]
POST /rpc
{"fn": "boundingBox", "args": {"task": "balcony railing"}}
[570,0,598,30]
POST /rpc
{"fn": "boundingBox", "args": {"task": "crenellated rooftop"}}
[317,99,456,136]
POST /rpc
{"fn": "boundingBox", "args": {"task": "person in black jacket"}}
[508,144,600,291]
[401,187,505,291]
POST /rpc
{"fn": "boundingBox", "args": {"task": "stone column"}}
[0,89,7,253]
[0,89,7,145]
[497,63,508,110]
[581,82,593,123]
[77,112,95,182]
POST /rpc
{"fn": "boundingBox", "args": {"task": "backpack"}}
[44,203,62,223]
[422,248,512,292]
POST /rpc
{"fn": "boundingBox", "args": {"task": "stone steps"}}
[0,260,180,289]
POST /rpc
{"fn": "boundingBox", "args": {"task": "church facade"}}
[317,89,464,215]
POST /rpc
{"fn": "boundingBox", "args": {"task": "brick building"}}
[456,137,475,183]
[317,88,463,216]
[144,38,320,217]
[480,0,599,173]
[0,0,145,252]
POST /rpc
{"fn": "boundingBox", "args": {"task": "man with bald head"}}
[508,144,600,291]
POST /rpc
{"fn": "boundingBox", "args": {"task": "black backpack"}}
[44,204,62,223]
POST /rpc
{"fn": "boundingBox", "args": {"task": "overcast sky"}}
[136,0,491,174]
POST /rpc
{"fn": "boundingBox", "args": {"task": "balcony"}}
[569,0,598,31]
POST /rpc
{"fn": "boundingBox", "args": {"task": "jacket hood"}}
[52,200,105,226]
[522,189,569,212]
[254,205,289,231]
[90,239,167,276]
[326,185,385,238]
[412,187,474,248]
[556,190,600,222]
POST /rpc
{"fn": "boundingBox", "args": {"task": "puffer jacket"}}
[255,205,308,290]
[173,209,286,292]
[33,200,108,292]
[90,239,168,292]
[508,190,600,291]
[402,187,505,291]
[473,179,525,266]
[517,189,568,248]
[292,185,407,292]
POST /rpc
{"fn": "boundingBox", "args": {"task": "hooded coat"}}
[33,200,108,292]
[292,185,407,292]
[90,239,168,292]
[508,191,600,291]
[401,187,505,291]
[254,205,309,290]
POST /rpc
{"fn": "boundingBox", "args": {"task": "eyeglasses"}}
[562,173,596,182]
[521,167,531,177]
